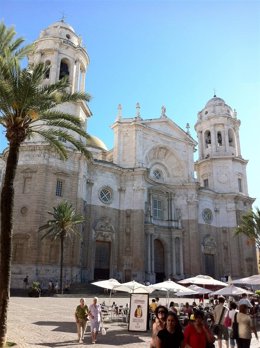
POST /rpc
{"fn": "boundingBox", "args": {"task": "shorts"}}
[217,324,229,341]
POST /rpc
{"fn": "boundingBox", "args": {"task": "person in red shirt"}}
[183,310,214,348]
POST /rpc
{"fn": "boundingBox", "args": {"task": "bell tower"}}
[195,95,248,195]
[28,19,91,129]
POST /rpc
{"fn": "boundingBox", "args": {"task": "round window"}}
[99,187,113,204]
[202,208,213,224]
[153,169,162,180]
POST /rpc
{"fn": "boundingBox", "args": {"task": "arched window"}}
[205,130,211,147]
[217,131,222,146]
[228,129,234,147]
[59,59,70,80]
[45,60,51,79]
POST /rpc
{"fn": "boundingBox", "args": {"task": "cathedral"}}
[0,20,257,288]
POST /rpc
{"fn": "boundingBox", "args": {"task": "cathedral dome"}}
[39,20,81,47]
[197,95,236,120]
[205,96,226,107]
[87,135,108,151]
[47,20,75,33]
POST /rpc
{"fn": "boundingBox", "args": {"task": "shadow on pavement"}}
[33,321,75,333]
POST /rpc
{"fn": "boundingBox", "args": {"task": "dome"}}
[205,96,226,107]
[86,135,108,151]
[197,95,236,120]
[39,20,81,47]
[47,20,75,33]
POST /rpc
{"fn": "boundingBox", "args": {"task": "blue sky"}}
[1,0,260,208]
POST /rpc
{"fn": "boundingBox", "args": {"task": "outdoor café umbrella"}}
[113,280,153,294]
[91,278,121,290]
[211,284,253,296]
[91,278,121,304]
[233,274,260,286]
[176,284,212,297]
[178,274,228,287]
[148,279,195,305]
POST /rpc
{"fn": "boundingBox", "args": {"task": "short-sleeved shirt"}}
[183,323,208,348]
[157,328,183,348]
[237,312,253,339]
[75,305,88,320]
[150,302,157,312]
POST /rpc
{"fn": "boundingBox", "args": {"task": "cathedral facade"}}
[0,21,257,288]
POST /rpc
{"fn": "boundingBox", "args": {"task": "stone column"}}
[172,236,176,276]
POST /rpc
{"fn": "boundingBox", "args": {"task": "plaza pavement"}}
[6,296,260,348]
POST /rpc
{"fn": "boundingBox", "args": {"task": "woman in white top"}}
[88,297,102,344]
[227,301,238,348]
[236,304,258,348]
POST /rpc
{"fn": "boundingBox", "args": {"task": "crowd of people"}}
[149,293,259,348]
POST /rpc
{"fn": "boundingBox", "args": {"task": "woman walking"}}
[75,298,88,343]
[156,311,184,348]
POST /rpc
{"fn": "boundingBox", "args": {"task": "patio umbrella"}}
[148,279,195,305]
[176,284,212,297]
[91,278,121,290]
[113,280,153,294]
[178,274,228,287]
[211,284,253,296]
[233,274,260,286]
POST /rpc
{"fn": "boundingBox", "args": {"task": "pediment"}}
[142,117,196,145]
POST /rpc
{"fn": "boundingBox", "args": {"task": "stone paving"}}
[6,296,260,348]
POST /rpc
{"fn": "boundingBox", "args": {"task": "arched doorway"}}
[154,239,165,282]
[94,241,111,280]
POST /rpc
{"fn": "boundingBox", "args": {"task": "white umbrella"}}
[233,274,260,286]
[176,284,212,297]
[149,279,194,293]
[113,280,153,294]
[148,279,195,305]
[91,278,121,290]
[211,284,253,296]
[178,274,228,287]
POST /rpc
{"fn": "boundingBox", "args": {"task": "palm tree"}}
[0,21,32,65]
[235,207,260,248]
[0,25,92,347]
[39,201,85,294]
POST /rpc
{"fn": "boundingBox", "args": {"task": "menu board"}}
[128,293,149,332]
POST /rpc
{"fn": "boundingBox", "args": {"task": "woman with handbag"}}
[75,298,89,344]
[88,296,102,344]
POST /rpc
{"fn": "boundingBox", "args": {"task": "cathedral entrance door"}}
[204,254,215,277]
[94,241,110,280]
[154,239,165,282]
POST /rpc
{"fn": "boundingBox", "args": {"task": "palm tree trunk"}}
[0,142,20,347]
[60,235,64,295]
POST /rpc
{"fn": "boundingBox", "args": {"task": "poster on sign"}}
[128,293,149,332]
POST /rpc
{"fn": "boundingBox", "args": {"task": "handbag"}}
[230,312,239,339]
[213,307,225,336]
[224,311,232,327]
[101,322,106,335]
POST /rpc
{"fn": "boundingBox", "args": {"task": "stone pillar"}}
[180,236,184,277]
[172,236,176,276]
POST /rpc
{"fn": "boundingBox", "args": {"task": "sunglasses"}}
[158,311,166,314]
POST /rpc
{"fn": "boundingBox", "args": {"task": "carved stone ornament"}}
[201,235,217,255]
[94,217,115,241]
